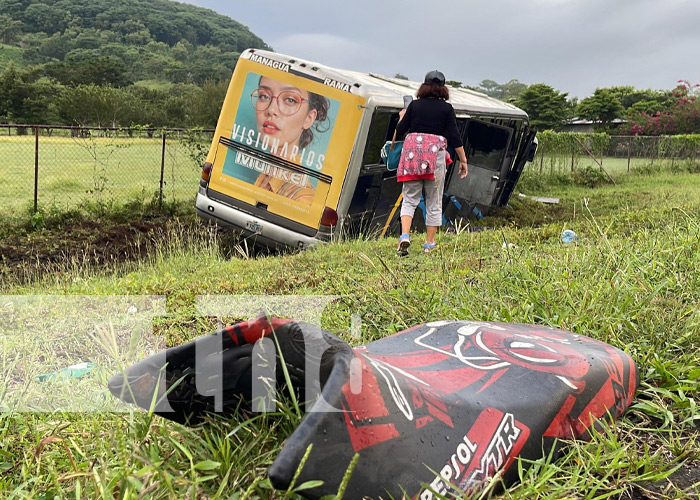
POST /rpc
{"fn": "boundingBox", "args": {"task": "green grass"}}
[0,170,699,498]
[0,135,204,214]
[529,154,700,178]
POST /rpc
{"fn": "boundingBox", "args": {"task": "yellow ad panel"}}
[207,58,366,229]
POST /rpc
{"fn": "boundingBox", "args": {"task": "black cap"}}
[424,70,446,86]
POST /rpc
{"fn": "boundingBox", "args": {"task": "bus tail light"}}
[201,162,212,182]
[320,207,338,227]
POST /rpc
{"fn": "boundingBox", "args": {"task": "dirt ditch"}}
[0,217,195,284]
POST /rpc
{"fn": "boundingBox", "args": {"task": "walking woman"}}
[391,70,468,255]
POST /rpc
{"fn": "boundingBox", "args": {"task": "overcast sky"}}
[179,0,700,100]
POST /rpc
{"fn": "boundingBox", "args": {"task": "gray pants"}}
[400,149,446,227]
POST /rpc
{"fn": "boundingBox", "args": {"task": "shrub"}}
[518,169,573,193]
[631,163,663,176]
[571,165,610,188]
[623,80,700,135]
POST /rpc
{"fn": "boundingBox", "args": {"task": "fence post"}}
[34,126,39,213]
[159,131,166,211]
[571,150,574,172]
[627,137,631,173]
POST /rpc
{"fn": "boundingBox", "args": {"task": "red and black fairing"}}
[108,317,638,499]
[108,315,350,425]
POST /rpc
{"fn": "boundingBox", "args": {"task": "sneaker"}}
[423,242,437,253]
[397,233,410,256]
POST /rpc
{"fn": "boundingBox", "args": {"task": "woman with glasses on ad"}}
[249,76,331,204]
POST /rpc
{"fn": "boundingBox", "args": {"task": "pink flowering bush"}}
[623,80,700,135]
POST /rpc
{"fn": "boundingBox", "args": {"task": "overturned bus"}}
[196,49,537,249]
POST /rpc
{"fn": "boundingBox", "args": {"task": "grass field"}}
[528,153,694,177]
[0,135,205,214]
[0,167,698,498]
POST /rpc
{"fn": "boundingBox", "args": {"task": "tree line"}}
[6,66,697,133]
[452,78,700,135]
[0,63,229,128]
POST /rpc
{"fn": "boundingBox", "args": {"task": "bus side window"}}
[362,111,399,166]
[456,118,468,138]
[449,117,469,167]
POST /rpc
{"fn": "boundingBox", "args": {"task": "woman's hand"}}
[459,160,468,178]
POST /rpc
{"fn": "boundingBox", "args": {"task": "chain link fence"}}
[3,127,699,217]
[608,135,700,168]
[530,134,700,177]
[0,124,214,216]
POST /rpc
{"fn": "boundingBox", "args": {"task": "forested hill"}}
[0,0,271,85]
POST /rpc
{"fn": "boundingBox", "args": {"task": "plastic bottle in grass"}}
[36,362,96,382]
[561,229,578,244]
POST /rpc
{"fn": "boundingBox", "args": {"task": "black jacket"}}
[395,97,462,148]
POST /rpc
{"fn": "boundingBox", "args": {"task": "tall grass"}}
[0,170,698,498]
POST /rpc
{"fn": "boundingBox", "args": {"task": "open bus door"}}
[445,119,514,209]
[494,127,538,206]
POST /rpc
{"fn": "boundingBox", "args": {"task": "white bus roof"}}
[242,49,529,120]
